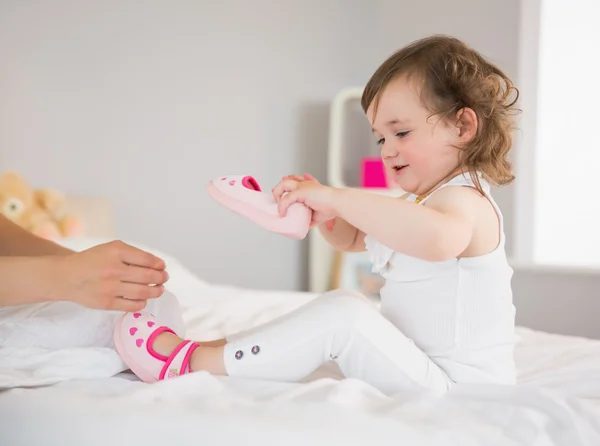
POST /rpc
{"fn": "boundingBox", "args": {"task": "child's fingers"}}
[277,190,303,216]
[285,175,305,182]
[303,173,318,182]
[272,179,298,202]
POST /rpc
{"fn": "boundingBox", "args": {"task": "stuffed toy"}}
[0,171,84,240]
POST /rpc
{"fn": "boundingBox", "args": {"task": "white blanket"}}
[0,238,318,388]
[1,237,600,445]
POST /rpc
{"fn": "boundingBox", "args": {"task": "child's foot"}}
[152,331,226,355]
[151,331,184,357]
[151,331,228,375]
[113,311,198,382]
[113,311,228,383]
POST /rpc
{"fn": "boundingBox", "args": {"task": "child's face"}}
[367,77,461,196]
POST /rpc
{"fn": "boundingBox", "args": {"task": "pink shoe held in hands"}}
[207,175,312,240]
[114,311,199,383]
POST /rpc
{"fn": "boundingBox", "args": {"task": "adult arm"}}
[0,217,168,311]
[0,215,73,256]
[0,256,64,306]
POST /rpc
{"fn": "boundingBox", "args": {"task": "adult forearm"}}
[332,188,467,261]
[317,218,365,252]
[0,256,61,307]
[0,216,73,256]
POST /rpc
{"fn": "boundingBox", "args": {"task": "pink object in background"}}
[361,157,388,188]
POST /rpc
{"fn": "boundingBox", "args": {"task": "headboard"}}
[64,196,116,239]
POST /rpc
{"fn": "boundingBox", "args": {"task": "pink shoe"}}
[114,311,199,383]
[207,175,312,240]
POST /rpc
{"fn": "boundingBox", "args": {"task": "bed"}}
[1,235,599,446]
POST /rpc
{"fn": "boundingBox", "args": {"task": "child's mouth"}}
[393,165,408,173]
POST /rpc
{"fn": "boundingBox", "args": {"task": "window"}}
[532,0,600,267]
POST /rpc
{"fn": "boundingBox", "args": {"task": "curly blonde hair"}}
[361,35,520,193]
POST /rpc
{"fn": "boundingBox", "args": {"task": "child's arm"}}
[316,218,366,252]
[316,192,411,252]
[0,215,73,256]
[272,174,367,252]
[332,187,478,262]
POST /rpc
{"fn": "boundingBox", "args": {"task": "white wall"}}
[512,265,600,339]
[5,0,576,304]
[0,0,380,290]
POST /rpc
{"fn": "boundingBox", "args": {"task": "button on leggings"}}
[223,289,452,396]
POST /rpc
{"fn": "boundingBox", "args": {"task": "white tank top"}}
[364,172,517,385]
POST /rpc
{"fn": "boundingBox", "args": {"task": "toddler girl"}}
[114,35,520,396]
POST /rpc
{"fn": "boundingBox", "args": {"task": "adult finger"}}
[116,242,166,270]
[121,264,169,286]
[303,173,319,182]
[118,283,165,301]
[112,297,148,313]
[272,179,299,203]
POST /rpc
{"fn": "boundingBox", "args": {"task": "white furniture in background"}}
[309,87,404,293]
[326,86,366,190]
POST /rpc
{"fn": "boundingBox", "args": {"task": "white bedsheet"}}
[1,237,600,445]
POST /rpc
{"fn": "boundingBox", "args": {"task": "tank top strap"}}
[412,172,489,204]
[412,172,505,245]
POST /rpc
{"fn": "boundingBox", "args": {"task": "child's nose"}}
[381,141,399,159]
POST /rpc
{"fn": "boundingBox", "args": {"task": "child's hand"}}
[272,174,338,228]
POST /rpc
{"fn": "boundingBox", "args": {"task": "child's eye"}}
[376,131,410,145]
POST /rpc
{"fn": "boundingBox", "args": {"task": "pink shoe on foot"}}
[114,311,199,383]
[207,175,312,240]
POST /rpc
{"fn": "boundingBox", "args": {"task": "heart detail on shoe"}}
[129,327,138,336]
[229,180,236,186]
[147,321,155,327]
[136,338,143,347]
[133,313,141,318]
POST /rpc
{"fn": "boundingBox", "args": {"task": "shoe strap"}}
[159,341,201,380]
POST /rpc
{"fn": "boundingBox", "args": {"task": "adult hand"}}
[52,240,169,312]
[272,173,338,229]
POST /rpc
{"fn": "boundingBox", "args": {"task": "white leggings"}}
[223,290,452,396]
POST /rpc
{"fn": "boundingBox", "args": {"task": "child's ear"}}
[455,108,478,142]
